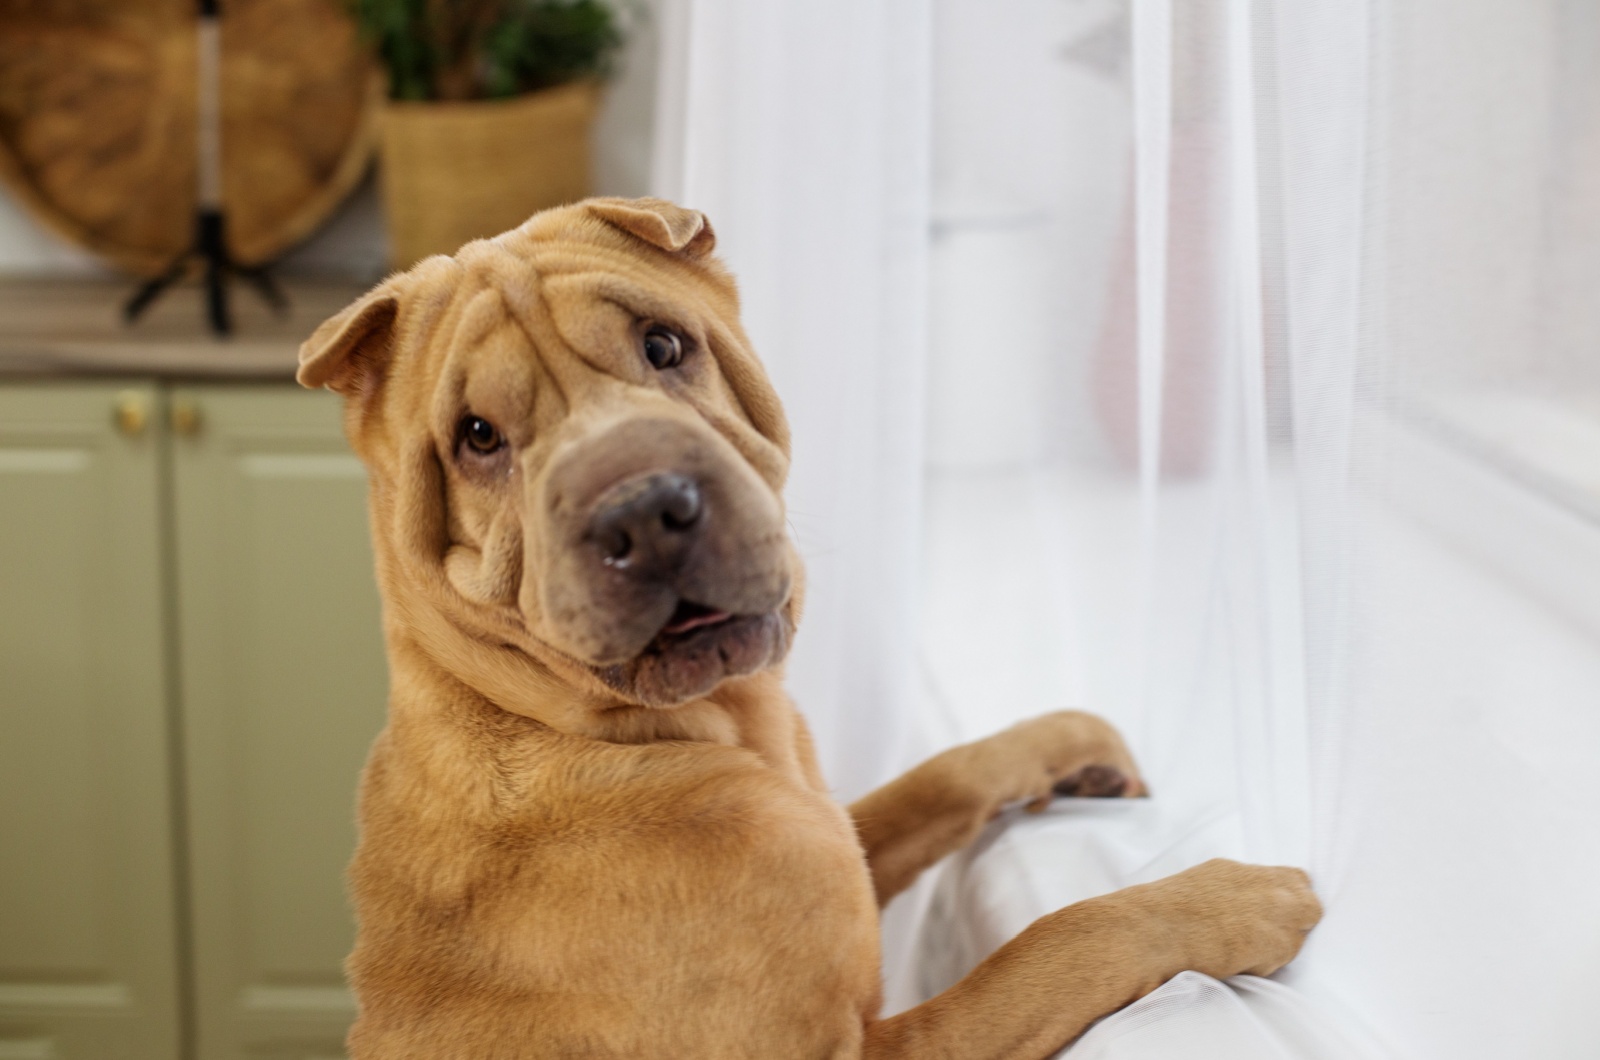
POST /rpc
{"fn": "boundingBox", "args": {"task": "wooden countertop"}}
[0,277,368,380]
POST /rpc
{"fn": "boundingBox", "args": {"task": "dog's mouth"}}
[655,599,735,640]
[596,597,791,706]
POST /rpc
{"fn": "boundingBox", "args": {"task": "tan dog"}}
[298,197,1321,1059]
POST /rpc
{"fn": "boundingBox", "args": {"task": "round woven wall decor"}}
[0,0,381,276]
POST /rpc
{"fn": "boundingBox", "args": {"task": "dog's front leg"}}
[849,711,1144,905]
[861,858,1322,1059]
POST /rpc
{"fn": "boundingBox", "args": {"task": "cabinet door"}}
[0,383,183,1060]
[169,386,386,1060]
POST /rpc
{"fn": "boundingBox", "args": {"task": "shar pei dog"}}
[298,196,1321,1059]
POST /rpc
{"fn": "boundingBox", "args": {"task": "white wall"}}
[0,197,107,277]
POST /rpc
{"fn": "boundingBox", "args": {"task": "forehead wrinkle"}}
[456,286,511,348]
[435,285,509,413]
[389,258,463,410]
[462,320,538,425]
[495,262,585,415]
[406,271,488,443]
[526,244,706,301]
[518,238,727,297]
[521,326,569,428]
[498,221,735,308]
[518,280,598,404]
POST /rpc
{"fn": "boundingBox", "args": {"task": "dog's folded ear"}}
[297,285,400,397]
[587,197,716,258]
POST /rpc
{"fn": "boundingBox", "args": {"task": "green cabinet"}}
[0,382,386,1060]
[0,383,182,1060]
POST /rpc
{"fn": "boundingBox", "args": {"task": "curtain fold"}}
[650,0,933,803]
[1270,0,1371,888]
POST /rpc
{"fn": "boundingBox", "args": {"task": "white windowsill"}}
[1372,391,1600,642]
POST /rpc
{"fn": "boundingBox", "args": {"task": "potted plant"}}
[351,0,624,268]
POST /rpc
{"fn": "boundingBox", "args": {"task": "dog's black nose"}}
[587,472,704,576]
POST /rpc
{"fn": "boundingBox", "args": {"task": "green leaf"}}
[347,0,623,102]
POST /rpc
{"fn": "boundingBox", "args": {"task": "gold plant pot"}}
[379,80,599,270]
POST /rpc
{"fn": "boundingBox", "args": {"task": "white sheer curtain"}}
[916,0,1600,1057]
[654,0,1600,1056]
[650,0,932,804]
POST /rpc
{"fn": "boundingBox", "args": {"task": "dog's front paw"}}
[959,710,1148,815]
[1141,858,1324,978]
[1053,762,1140,798]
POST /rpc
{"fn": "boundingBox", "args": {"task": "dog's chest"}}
[350,711,887,1055]
[474,744,884,1032]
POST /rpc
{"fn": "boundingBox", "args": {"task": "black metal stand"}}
[122,0,288,337]
[123,209,287,336]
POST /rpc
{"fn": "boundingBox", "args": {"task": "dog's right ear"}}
[586,197,716,258]
[297,285,400,397]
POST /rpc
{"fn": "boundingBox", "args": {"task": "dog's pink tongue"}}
[662,606,732,635]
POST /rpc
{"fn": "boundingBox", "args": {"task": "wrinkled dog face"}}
[298,199,797,707]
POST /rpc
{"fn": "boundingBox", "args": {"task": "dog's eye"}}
[461,416,503,454]
[642,326,684,370]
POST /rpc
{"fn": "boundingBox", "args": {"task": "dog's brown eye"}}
[642,326,683,370]
[462,416,502,454]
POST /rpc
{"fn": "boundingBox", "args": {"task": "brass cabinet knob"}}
[170,397,203,437]
[114,392,148,437]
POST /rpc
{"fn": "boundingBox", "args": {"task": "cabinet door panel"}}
[0,384,182,1060]
[171,387,386,1060]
